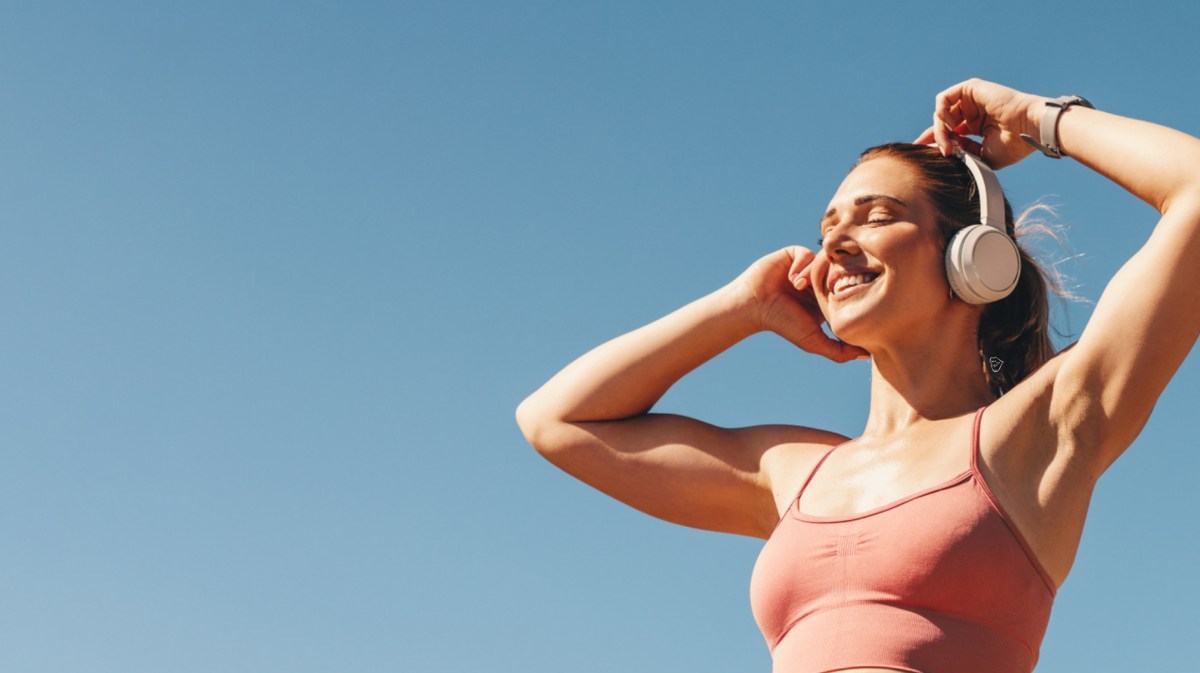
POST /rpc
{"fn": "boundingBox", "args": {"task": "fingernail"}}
[855,354,871,361]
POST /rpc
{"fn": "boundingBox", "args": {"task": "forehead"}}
[824,156,924,215]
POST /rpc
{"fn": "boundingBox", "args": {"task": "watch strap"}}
[1020,95,1094,159]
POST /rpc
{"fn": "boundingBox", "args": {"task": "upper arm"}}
[1056,195,1200,474]
[518,410,832,540]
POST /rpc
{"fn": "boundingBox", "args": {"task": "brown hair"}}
[857,143,1090,397]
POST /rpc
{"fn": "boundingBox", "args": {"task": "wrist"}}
[716,279,770,338]
[1024,95,1047,146]
[1020,95,1095,159]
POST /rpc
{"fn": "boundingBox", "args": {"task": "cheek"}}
[811,257,830,298]
[902,255,950,294]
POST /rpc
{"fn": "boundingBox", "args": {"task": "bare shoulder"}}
[753,424,854,523]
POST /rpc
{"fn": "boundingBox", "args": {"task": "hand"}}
[913,78,1045,169]
[733,246,870,363]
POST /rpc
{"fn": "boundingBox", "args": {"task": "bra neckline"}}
[790,468,973,523]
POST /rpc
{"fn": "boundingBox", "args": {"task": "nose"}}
[821,219,862,258]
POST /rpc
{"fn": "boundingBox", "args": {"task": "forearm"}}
[517,281,759,425]
[1050,104,1200,213]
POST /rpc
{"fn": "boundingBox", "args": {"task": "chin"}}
[825,311,886,350]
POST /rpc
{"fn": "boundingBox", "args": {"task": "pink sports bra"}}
[749,405,1057,673]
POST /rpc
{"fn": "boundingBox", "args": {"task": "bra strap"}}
[794,441,848,503]
[969,404,987,473]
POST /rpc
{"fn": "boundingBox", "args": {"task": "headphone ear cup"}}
[945,224,1022,304]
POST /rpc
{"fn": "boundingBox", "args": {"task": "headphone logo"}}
[988,356,1004,373]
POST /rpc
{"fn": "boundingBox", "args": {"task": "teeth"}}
[833,273,879,294]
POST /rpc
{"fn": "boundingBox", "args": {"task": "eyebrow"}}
[821,194,907,227]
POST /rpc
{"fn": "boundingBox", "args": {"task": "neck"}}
[859,318,996,440]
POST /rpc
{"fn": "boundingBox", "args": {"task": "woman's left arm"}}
[1054,102,1200,214]
[921,78,1200,476]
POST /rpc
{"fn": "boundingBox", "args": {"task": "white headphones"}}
[944,147,1022,304]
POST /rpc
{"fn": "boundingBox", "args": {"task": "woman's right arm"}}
[515,246,868,539]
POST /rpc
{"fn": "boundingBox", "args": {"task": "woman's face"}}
[811,156,951,349]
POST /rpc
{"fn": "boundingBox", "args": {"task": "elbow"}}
[517,395,578,461]
[515,394,553,453]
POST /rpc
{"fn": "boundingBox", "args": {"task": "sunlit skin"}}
[804,156,996,438]
[519,77,1200,670]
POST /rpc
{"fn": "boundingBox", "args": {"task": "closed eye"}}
[817,217,892,246]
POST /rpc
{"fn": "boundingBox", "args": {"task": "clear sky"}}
[1,2,1196,671]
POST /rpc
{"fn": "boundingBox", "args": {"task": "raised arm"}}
[921,79,1200,475]
[516,246,868,538]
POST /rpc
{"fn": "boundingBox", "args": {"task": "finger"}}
[932,114,963,156]
[790,271,809,292]
[947,83,990,138]
[913,127,936,144]
[944,129,963,151]
[817,337,872,364]
[790,325,867,363]
[787,247,816,289]
[957,136,984,159]
[931,112,948,156]
[786,246,815,289]
[800,259,818,292]
[955,100,986,137]
[943,102,979,143]
[933,79,989,155]
[941,130,981,159]
[843,343,872,362]
[935,80,971,111]
[801,249,827,291]
[933,82,968,155]
[829,337,871,361]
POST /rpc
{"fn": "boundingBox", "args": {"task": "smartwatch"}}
[1020,95,1094,159]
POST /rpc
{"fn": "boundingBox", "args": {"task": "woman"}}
[514,78,1200,673]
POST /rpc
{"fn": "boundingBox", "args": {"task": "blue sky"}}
[1,2,1197,671]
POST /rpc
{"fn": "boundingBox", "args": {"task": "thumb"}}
[782,321,872,364]
[825,339,872,363]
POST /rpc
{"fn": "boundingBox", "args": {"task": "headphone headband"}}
[951,146,1006,231]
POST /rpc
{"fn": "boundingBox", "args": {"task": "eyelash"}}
[817,217,892,246]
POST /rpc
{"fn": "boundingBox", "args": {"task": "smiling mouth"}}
[830,274,880,299]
